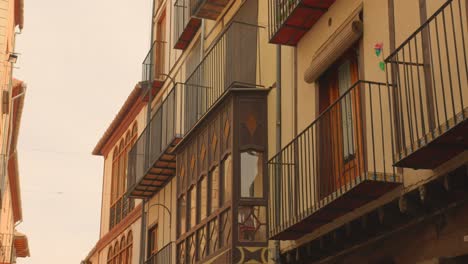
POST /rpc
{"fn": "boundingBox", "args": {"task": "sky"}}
[14,0,152,262]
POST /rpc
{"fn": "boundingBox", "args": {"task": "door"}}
[318,51,364,199]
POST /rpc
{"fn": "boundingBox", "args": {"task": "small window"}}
[209,167,219,213]
[198,176,208,221]
[189,187,197,228]
[240,150,263,198]
[238,206,267,242]
[148,225,158,258]
[220,155,232,204]
[178,195,187,235]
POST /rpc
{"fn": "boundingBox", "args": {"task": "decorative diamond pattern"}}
[245,114,257,136]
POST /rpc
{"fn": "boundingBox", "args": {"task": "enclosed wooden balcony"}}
[141,40,167,98]
[268,81,403,241]
[127,85,184,198]
[268,0,335,46]
[386,0,468,170]
[174,0,201,50]
[190,0,230,20]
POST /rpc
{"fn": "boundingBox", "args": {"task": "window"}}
[148,225,158,258]
[110,123,138,229]
[199,176,208,221]
[240,150,263,198]
[220,155,232,204]
[120,236,127,264]
[126,232,133,264]
[209,167,219,213]
[338,61,355,160]
[238,206,267,242]
[189,187,197,228]
[178,195,187,235]
[107,246,113,264]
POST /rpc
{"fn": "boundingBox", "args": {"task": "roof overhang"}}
[14,231,30,258]
[14,0,24,30]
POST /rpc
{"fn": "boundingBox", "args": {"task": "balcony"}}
[109,196,135,229]
[183,21,264,136]
[386,0,468,170]
[145,243,173,264]
[190,0,230,20]
[142,40,167,100]
[268,0,335,46]
[268,81,403,240]
[174,0,202,50]
[127,85,184,198]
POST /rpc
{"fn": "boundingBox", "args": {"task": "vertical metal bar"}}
[442,9,457,120]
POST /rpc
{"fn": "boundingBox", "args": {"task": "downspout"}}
[274,45,281,264]
[139,1,157,264]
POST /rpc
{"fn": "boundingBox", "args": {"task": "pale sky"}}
[14,0,151,263]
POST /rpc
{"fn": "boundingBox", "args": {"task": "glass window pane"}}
[338,60,355,160]
[238,206,267,242]
[220,210,231,247]
[221,155,232,204]
[240,151,263,198]
[190,188,197,228]
[208,218,218,255]
[200,177,208,220]
[178,195,186,235]
[209,167,219,213]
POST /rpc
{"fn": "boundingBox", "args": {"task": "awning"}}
[14,231,30,258]
[304,7,363,83]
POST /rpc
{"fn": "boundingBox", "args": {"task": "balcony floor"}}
[129,137,182,198]
[270,0,335,46]
[271,172,402,240]
[193,0,229,20]
[175,18,202,50]
[394,107,468,170]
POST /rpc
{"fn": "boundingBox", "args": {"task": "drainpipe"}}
[139,1,157,263]
[274,45,282,264]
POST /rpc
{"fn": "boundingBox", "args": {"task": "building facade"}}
[0,0,30,263]
[83,85,149,264]
[85,0,468,263]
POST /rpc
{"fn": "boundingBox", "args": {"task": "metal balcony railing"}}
[268,81,401,239]
[145,243,173,264]
[109,196,135,230]
[184,21,264,135]
[142,40,166,86]
[386,0,468,169]
[174,0,201,50]
[268,0,334,45]
[127,85,184,197]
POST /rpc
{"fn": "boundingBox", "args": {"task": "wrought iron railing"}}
[145,243,173,264]
[184,21,263,135]
[174,0,200,49]
[268,0,300,40]
[109,196,135,229]
[127,85,184,194]
[142,40,166,84]
[385,0,468,164]
[268,81,398,237]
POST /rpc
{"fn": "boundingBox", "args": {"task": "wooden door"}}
[319,52,363,199]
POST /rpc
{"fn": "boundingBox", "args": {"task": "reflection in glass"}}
[241,151,263,198]
[178,195,186,235]
[209,167,219,213]
[238,206,267,242]
[221,155,232,204]
[199,176,208,220]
